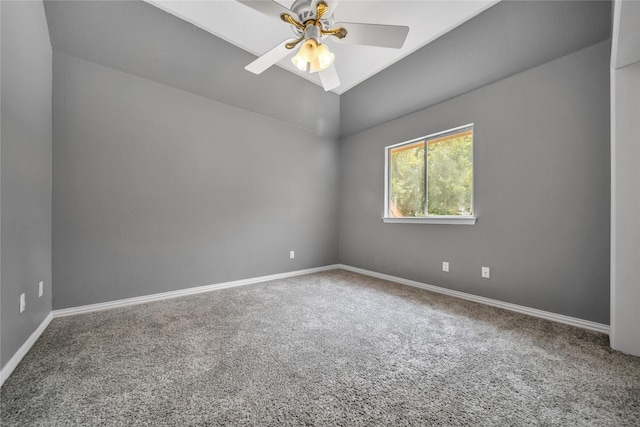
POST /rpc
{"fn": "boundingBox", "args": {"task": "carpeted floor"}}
[1,269,639,426]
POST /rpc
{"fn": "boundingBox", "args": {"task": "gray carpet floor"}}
[1,269,639,426]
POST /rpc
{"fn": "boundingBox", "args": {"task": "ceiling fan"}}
[237,0,410,91]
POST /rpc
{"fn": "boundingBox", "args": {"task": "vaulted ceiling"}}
[145,0,499,94]
[43,1,612,138]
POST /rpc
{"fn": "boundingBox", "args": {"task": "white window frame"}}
[383,123,477,225]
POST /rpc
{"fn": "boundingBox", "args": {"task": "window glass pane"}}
[427,130,473,216]
[389,141,425,217]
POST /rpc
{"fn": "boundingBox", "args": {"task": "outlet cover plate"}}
[482,266,490,278]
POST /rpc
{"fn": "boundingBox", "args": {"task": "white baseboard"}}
[52,263,610,335]
[337,264,610,335]
[2,264,608,387]
[1,312,53,387]
[53,265,341,318]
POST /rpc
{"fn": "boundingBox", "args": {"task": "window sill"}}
[381,216,477,225]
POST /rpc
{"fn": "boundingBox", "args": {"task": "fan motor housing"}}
[290,0,334,38]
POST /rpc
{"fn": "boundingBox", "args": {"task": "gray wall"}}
[1,1,53,368]
[52,52,339,309]
[43,0,340,139]
[338,41,611,324]
[340,0,611,138]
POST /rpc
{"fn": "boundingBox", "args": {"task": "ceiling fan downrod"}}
[281,0,347,50]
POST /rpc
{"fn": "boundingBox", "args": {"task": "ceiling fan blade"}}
[245,40,297,74]
[318,64,340,91]
[236,0,296,21]
[332,22,409,49]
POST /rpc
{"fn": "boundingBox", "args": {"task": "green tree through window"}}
[427,132,473,215]
[390,141,425,217]
[387,125,473,218]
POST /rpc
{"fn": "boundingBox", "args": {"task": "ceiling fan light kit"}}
[238,0,410,91]
[292,39,335,73]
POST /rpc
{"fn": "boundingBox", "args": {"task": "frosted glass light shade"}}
[299,39,318,63]
[316,44,334,70]
[291,52,307,71]
[293,39,334,74]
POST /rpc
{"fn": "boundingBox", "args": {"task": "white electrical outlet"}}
[482,266,491,279]
[442,261,450,272]
[290,250,295,259]
[20,293,26,313]
[39,281,44,297]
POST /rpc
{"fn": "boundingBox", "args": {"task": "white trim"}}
[53,265,340,318]
[382,216,477,225]
[1,312,53,387]
[386,123,475,150]
[610,61,617,348]
[51,263,609,334]
[384,139,390,216]
[2,264,609,387]
[337,264,610,335]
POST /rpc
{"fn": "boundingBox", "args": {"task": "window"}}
[383,124,475,224]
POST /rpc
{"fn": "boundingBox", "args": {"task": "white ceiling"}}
[145,0,499,94]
